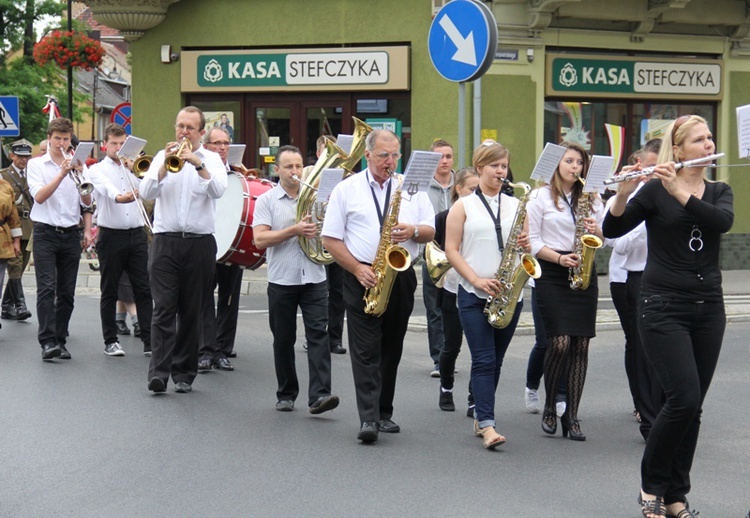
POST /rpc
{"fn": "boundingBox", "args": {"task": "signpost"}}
[428,0,497,167]
[110,102,132,134]
[0,96,21,137]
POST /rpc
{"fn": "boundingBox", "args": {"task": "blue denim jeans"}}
[457,286,522,428]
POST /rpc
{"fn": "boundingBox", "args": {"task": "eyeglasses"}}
[208,141,231,147]
[175,124,199,132]
[372,151,402,161]
[671,115,691,142]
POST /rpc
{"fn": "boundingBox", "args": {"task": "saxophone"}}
[568,190,602,290]
[363,174,411,317]
[484,181,542,329]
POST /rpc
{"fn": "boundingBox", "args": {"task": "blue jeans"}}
[457,286,522,428]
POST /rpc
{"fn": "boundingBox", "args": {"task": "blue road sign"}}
[111,102,132,135]
[428,0,498,83]
[0,96,21,137]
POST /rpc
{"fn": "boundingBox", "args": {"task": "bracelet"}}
[557,254,562,265]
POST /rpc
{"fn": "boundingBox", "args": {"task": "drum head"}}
[215,173,245,260]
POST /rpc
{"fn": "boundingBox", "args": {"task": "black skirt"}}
[535,255,598,338]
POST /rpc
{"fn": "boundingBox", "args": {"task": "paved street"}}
[1,271,749,517]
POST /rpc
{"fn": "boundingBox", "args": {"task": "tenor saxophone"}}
[569,191,602,290]
[484,181,541,329]
[363,174,411,317]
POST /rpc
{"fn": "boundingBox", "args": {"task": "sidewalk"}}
[21,262,750,335]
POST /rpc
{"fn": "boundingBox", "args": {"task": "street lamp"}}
[67,0,73,120]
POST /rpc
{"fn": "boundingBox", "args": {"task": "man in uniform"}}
[0,138,33,321]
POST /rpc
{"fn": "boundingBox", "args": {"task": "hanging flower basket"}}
[33,30,104,71]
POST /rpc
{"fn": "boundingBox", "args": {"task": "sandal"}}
[638,492,666,518]
[666,499,700,518]
[473,419,483,437]
[478,426,506,450]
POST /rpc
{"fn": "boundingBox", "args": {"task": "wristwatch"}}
[195,162,205,171]
[413,225,419,239]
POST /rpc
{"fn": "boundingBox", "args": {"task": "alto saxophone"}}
[363,173,411,317]
[484,181,542,329]
[569,190,602,290]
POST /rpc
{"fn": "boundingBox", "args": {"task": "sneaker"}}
[133,322,141,337]
[525,388,542,414]
[430,364,440,378]
[556,400,567,418]
[104,342,125,357]
[143,343,152,357]
[276,400,294,412]
[115,320,131,335]
[466,404,476,418]
[439,389,455,411]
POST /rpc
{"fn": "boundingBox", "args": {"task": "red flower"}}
[33,30,104,71]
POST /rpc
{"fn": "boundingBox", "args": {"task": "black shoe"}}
[174,381,192,393]
[148,377,166,393]
[115,320,131,335]
[214,357,234,371]
[14,306,31,320]
[41,343,62,360]
[133,322,141,337]
[143,343,152,357]
[1,305,17,320]
[309,395,340,415]
[198,357,213,372]
[561,412,586,441]
[58,344,71,360]
[330,343,347,355]
[228,350,237,358]
[379,418,400,433]
[439,390,455,411]
[358,421,379,443]
[466,404,475,418]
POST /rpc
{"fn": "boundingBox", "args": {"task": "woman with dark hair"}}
[527,141,604,442]
[603,115,733,518]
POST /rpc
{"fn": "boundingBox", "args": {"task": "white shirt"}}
[607,182,647,273]
[88,156,143,230]
[140,145,227,234]
[322,169,435,264]
[252,184,326,286]
[27,152,92,227]
[604,195,628,283]
[527,185,604,257]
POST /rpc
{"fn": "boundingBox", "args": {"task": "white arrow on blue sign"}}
[428,0,498,83]
[0,96,21,137]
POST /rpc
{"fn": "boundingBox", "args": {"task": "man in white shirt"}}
[140,106,228,394]
[88,123,153,358]
[253,145,340,415]
[322,130,435,443]
[27,118,94,361]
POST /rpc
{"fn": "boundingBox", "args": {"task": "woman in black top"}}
[603,115,734,518]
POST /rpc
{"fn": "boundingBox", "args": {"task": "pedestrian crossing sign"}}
[0,96,20,137]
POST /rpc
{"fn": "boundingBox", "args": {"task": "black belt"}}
[99,226,145,233]
[159,232,211,239]
[35,223,79,233]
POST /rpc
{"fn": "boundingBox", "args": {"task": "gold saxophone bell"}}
[424,240,451,288]
[131,155,152,178]
[165,138,192,173]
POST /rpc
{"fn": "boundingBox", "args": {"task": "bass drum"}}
[215,173,273,269]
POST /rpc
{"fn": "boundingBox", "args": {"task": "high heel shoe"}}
[560,412,586,441]
[541,409,557,435]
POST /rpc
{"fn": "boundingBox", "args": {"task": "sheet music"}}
[227,144,246,166]
[737,104,750,158]
[70,142,95,167]
[402,150,441,195]
[530,143,567,182]
[336,134,354,155]
[584,155,615,193]
[118,136,147,160]
[316,169,344,203]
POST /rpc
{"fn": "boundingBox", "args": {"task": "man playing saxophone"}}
[321,130,435,443]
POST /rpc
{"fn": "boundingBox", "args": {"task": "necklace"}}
[682,180,703,196]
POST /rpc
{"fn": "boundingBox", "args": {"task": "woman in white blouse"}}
[526,141,604,441]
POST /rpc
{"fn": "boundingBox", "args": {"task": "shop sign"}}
[186,47,406,92]
[548,55,722,99]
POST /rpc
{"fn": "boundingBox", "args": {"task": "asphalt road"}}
[1,291,748,517]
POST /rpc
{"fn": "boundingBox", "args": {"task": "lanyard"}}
[561,192,577,225]
[368,171,392,230]
[475,187,504,252]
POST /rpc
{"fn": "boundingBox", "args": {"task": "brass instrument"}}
[425,240,451,288]
[117,154,153,234]
[131,154,152,178]
[569,190,602,290]
[61,147,94,195]
[296,117,373,265]
[484,181,541,329]
[164,138,192,173]
[363,173,411,317]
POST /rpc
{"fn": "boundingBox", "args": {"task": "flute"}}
[603,153,724,185]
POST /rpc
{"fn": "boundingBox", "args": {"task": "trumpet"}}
[131,154,152,178]
[164,138,193,173]
[61,147,94,196]
[603,153,724,185]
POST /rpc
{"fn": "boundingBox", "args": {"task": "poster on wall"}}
[640,119,674,146]
[204,111,236,142]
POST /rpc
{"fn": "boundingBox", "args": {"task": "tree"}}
[0,0,62,66]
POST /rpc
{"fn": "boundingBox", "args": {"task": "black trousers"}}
[611,281,638,409]
[96,227,152,347]
[326,262,345,347]
[200,263,243,360]
[32,224,81,347]
[267,281,331,406]
[639,295,725,503]
[148,234,216,385]
[343,266,417,424]
[627,271,664,439]
[437,289,473,403]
